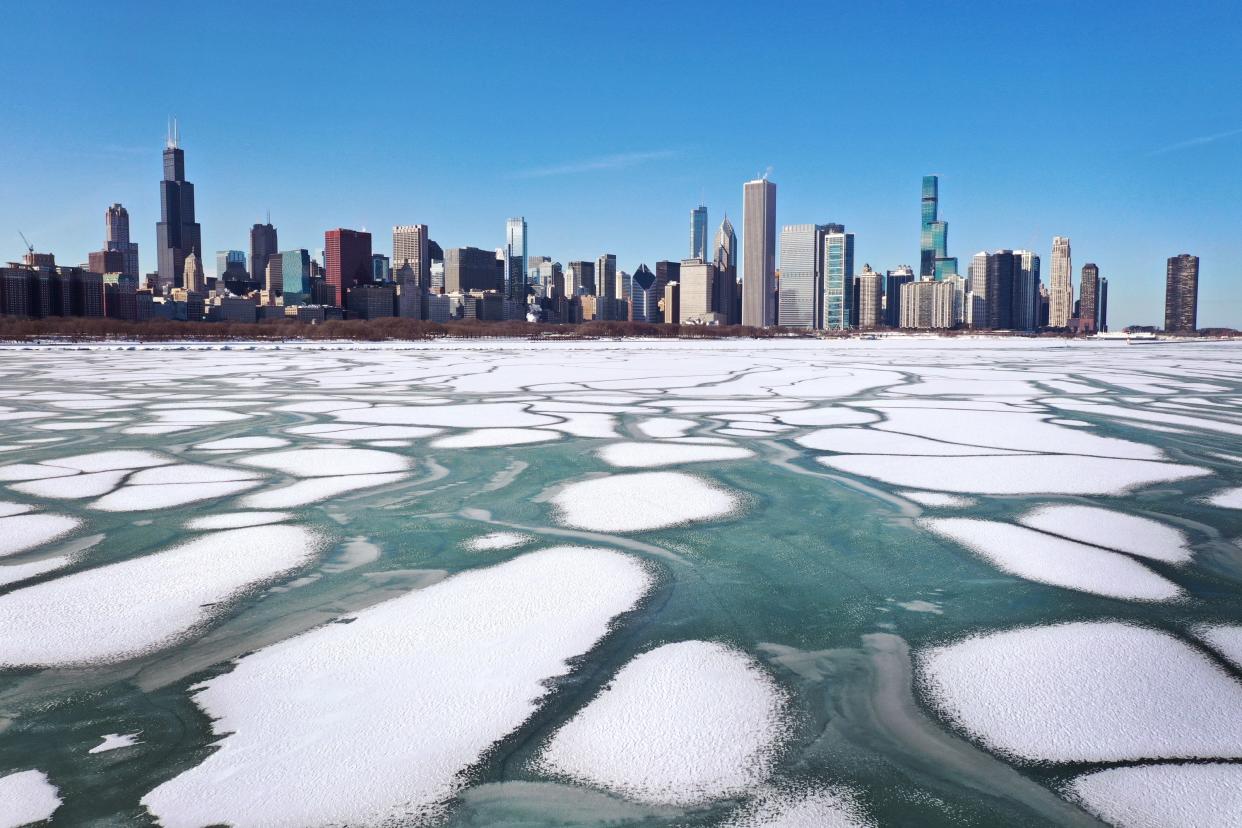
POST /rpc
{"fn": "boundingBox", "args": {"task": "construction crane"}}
[18,230,33,255]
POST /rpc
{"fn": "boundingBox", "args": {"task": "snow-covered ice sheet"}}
[552,471,740,532]
[538,641,786,806]
[919,518,1181,601]
[1196,625,1242,670]
[462,531,534,551]
[636,417,697,438]
[141,546,652,827]
[918,622,1242,762]
[237,447,410,477]
[184,511,295,530]
[431,428,561,448]
[0,525,327,667]
[194,437,290,450]
[240,473,408,508]
[797,428,1018,456]
[724,785,874,828]
[1019,505,1192,564]
[597,442,754,468]
[1068,763,1242,828]
[0,770,60,828]
[0,513,82,558]
[90,479,264,512]
[899,492,976,508]
[0,555,72,587]
[1206,486,1242,509]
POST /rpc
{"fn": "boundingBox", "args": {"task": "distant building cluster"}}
[1,126,1204,332]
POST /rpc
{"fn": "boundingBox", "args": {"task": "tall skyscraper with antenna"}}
[742,175,776,327]
[920,175,956,280]
[155,119,201,288]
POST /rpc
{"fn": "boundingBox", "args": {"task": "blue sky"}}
[2,0,1239,327]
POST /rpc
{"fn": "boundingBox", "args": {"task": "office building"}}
[88,249,124,275]
[347,284,396,320]
[920,175,956,280]
[679,258,718,324]
[105,203,139,278]
[777,224,825,329]
[280,250,311,305]
[1165,253,1199,332]
[822,225,853,330]
[663,281,680,324]
[392,224,430,287]
[596,253,617,299]
[1079,263,1100,333]
[884,266,915,327]
[742,177,776,327]
[505,217,528,302]
[690,205,709,260]
[568,261,595,296]
[900,278,955,329]
[155,120,202,288]
[445,247,502,293]
[183,249,205,293]
[371,253,390,283]
[324,228,372,306]
[713,216,738,324]
[1049,236,1073,327]
[250,220,278,286]
[654,261,679,321]
[629,264,660,323]
[1098,277,1109,332]
[855,265,883,329]
[1012,250,1040,331]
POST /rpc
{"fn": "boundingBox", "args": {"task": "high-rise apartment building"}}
[505,217,528,302]
[1012,250,1041,331]
[596,254,617,300]
[105,203,139,278]
[690,205,709,260]
[900,278,955,329]
[324,228,372,306]
[822,225,853,330]
[392,224,430,287]
[1098,277,1109,332]
[713,216,738,324]
[777,224,825,329]
[678,258,717,324]
[1079,263,1100,333]
[742,177,776,327]
[250,220,278,286]
[885,266,915,327]
[1049,236,1073,327]
[155,121,201,288]
[920,175,956,280]
[855,266,883,330]
[1164,254,1199,332]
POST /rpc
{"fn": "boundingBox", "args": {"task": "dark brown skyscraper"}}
[1079,263,1100,333]
[250,219,278,288]
[324,229,372,306]
[155,120,201,288]
[1164,254,1199,332]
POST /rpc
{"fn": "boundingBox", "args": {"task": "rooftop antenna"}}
[760,166,773,181]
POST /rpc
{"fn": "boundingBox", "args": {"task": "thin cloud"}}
[510,149,679,179]
[1148,127,1242,156]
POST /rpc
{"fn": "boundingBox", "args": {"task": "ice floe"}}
[773,407,879,427]
[237,447,410,477]
[463,531,534,551]
[88,732,143,754]
[0,501,33,517]
[40,450,173,473]
[332,401,559,428]
[919,518,1180,601]
[1019,504,1192,563]
[918,621,1242,762]
[194,436,290,450]
[141,546,652,827]
[240,473,408,508]
[90,479,264,512]
[431,428,561,448]
[636,417,697,438]
[1196,625,1242,670]
[184,511,294,530]
[1068,763,1242,828]
[724,785,873,828]
[1206,486,1242,509]
[0,525,327,667]
[898,492,976,508]
[551,471,740,532]
[597,441,755,468]
[0,555,71,587]
[821,454,1209,496]
[538,641,786,806]
[797,428,1017,456]
[0,770,60,827]
[9,469,129,499]
[0,513,83,558]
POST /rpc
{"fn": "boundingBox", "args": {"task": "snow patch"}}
[1019,504,1192,563]
[431,428,561,449]
[0,770,60,827]
[1068,763,1242,828]
[597,442,754,468]
[552,471,740,532]
[0,514,82,558]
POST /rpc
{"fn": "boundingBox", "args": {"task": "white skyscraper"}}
[1049,235,1073,327]
[777,224,824,329]
[392,224,430,287]
[742,177,776,327]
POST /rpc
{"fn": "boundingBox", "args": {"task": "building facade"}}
[690,205,708,260]
[505,217,528,302]
[324,228,372,306]
[884,266,914,327]
[629,264,660,323]
[105,203,139,278]
[249,221,278,288]
[392,224,430,287]
[1164,253,1199,332]
[596,253,617,299]
[155,123,201,288]
[1078,263,1100,333]
[445,247,502,293]
[678,258,717,324]
[822,225,853,330]
[777,224,824,329]
[1049,235,1073,327]
[713,216,738,324]
[742,177,776,327]
[855,265,883,329]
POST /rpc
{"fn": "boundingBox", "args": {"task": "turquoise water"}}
[0,340,1239,826]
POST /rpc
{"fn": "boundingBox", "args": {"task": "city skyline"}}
[2,2,1239,328]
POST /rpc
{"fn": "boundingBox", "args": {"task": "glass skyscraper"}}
[280,249,311,305]
[822,225,854,330]
[920,175,956,280]
[690,205,708,260]
[505,217,528,303]
[156,120,201,288]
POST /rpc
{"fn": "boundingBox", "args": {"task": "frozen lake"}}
[0,338,1240,827]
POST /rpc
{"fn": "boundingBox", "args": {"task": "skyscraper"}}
[855,266,883,330]
[690,205,708,260]
[1049,236,1073,327]
[250,219,278,288]
[324,229,372,306]
[629,264,661,323]
[920,175,956,280]
[1165,254,1199,332]
[822,225,853,330]
[505,217,528,302]
[183,248,205,293]
[596,253,617,300]
[393,225,430,287]
[742,177,776,327]
[371,253,391,283]
[1098,277,1109,333]
[885,266,914,327]
[1012,250,1041,331]
[155,120,201,288]
[713,216,738,324]
[105,204,139,278]
[216,250,246,281]
[678,258,717,324]
[1079,263,1100,333]
[654,261,680,321]
[568,261,595,296]
[987,250,1017,329]
[777,224,825,329]
[280,249,311,305]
